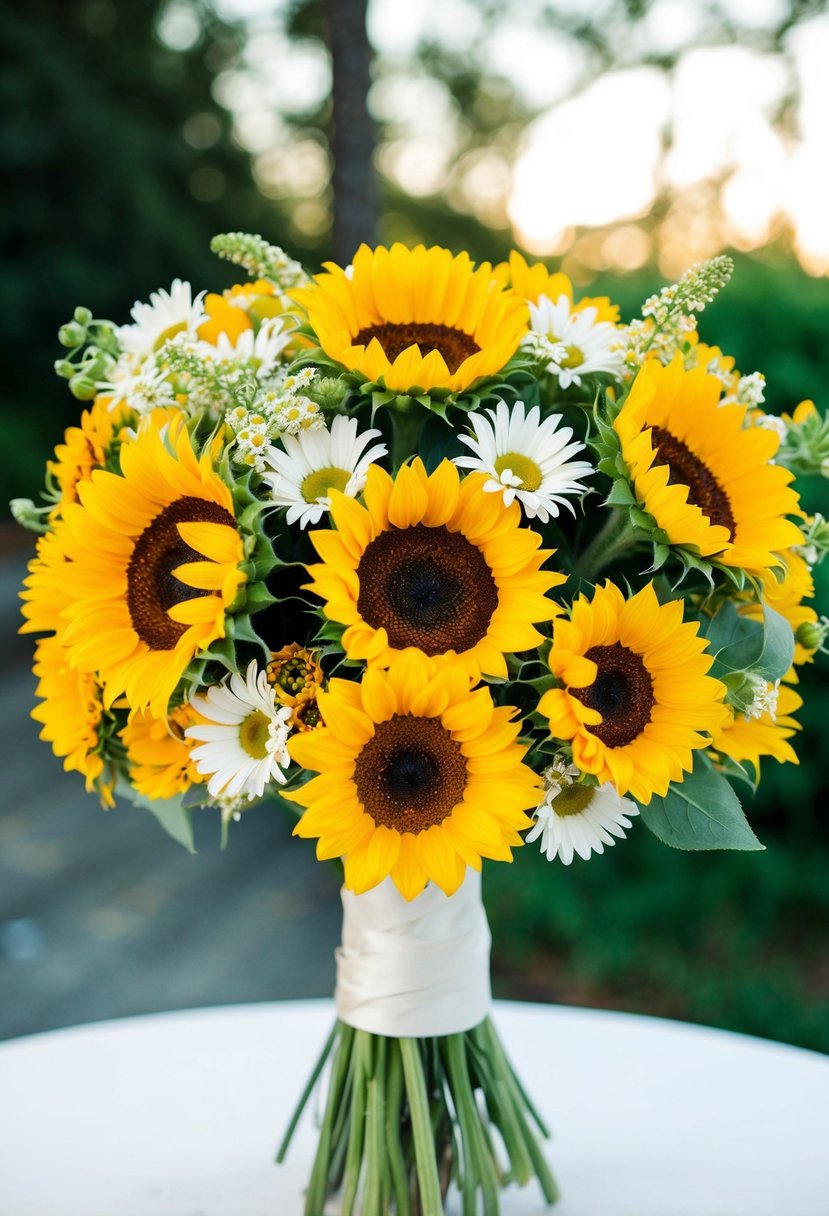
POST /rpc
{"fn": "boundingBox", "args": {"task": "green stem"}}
[384,1042,412,1216]
[275,1021,337,1163]
[400,1038,445,1216]
[341,1032,372,1216]
[577,507,642,582]
[389,403,428,469]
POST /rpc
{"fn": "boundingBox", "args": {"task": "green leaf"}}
[704,601,794,683]
[123,787,196,853]
[642,755,763,852]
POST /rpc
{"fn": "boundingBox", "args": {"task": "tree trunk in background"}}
[324,0,379,261]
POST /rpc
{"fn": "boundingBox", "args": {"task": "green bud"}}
[73,306,93,327]
[306,375,349,411]
[58,321,86,348]
[82,353,109,381]
[69,374,98,401]
[54,359,76,379]
[796,618,829,653]
[10,498,50,532]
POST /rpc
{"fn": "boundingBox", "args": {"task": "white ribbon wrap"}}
[335,871,492,1038]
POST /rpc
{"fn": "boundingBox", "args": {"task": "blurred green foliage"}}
[2,0,827,1051]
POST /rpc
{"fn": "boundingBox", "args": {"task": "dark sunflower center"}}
[572,642,655,748]
[354,714,467,832]
[127,496,236,651]
[353,322,480,374]
[356,523,498,655]
[650,426,735,537]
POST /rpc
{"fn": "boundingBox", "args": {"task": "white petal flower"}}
[198,318,291,379]
[103,362,177,414]
[525,293,624,387]
[117,279,208,356]
[454,399,593,522]
[186,661,293,801]
[526,779,638,865]
[261,414,387,528]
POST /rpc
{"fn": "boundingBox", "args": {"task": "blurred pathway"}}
[0,551,341,1041]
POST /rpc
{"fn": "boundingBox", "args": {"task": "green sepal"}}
[641,753,763,852]
[604,479,636,506]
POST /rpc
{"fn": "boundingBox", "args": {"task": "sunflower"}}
[266,642,324,730]
[57,417,246,717]
[305,458,562,679]
[47,395,135,517]
[291,243,529,394]
[31,635,115,807]
[121,703,205,801]
[710,684,802,772]
[285,649,540,899]
[614,356,802,572]
[19,521,76,638]
[539,581,727,804]
[494,250,620,322]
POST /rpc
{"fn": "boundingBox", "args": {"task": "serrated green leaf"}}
[642,755,763,851]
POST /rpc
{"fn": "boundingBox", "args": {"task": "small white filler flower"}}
[454,399,593,522]
[117,279,208,356]
[186,660,293,801]
[526,764,638,864]
[262,413,387,528]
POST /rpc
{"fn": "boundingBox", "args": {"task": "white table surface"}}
[1,999,827,1216]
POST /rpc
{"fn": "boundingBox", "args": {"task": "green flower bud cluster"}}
[796,616,829,654]
[210,232,309,294]
[54,307,119,401]
[777,409,829,478]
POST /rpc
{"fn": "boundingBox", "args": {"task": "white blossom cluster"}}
[225,368,325,471]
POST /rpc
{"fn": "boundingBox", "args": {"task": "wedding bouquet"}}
[14,233,829,1214]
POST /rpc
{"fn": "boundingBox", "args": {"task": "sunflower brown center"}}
[127,496,236,651]
[572,642,655,748]
[354,714,467,832]
[650,426,735,536]
[354,322,480,374]
[356,523,498,655]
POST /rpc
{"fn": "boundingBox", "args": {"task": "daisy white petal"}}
[527,775,638,865]
[454,398,593,522]
[117,279,208,357]
[186,661,293,802]
[524,293,624,387]
[261,414,387,528]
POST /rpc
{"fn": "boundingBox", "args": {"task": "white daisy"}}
[186,661,293,801]
[103,361,177,414]
[117,279,208,356]
[525,294,624,388]
[198,317,292,380]
[454,399,593,522]
[526,770,638,865]
[261,414,387,528]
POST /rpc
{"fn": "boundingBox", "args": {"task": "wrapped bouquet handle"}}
[336,872,492,1037]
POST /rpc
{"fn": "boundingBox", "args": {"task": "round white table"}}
[0,999,827,1215]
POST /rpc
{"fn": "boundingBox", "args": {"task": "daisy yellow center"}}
[353,322,480,374]
[494,452,542,491]
[650,426,736,536]
[552,784,595,817]
[356,523,498,655]
[560,345,584,369]
[300,466,351,503]
[127,496,236,651]
[572,642,655,748]
[354,714,467,832]
[153,321,188,352]
[239,710,271,759]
